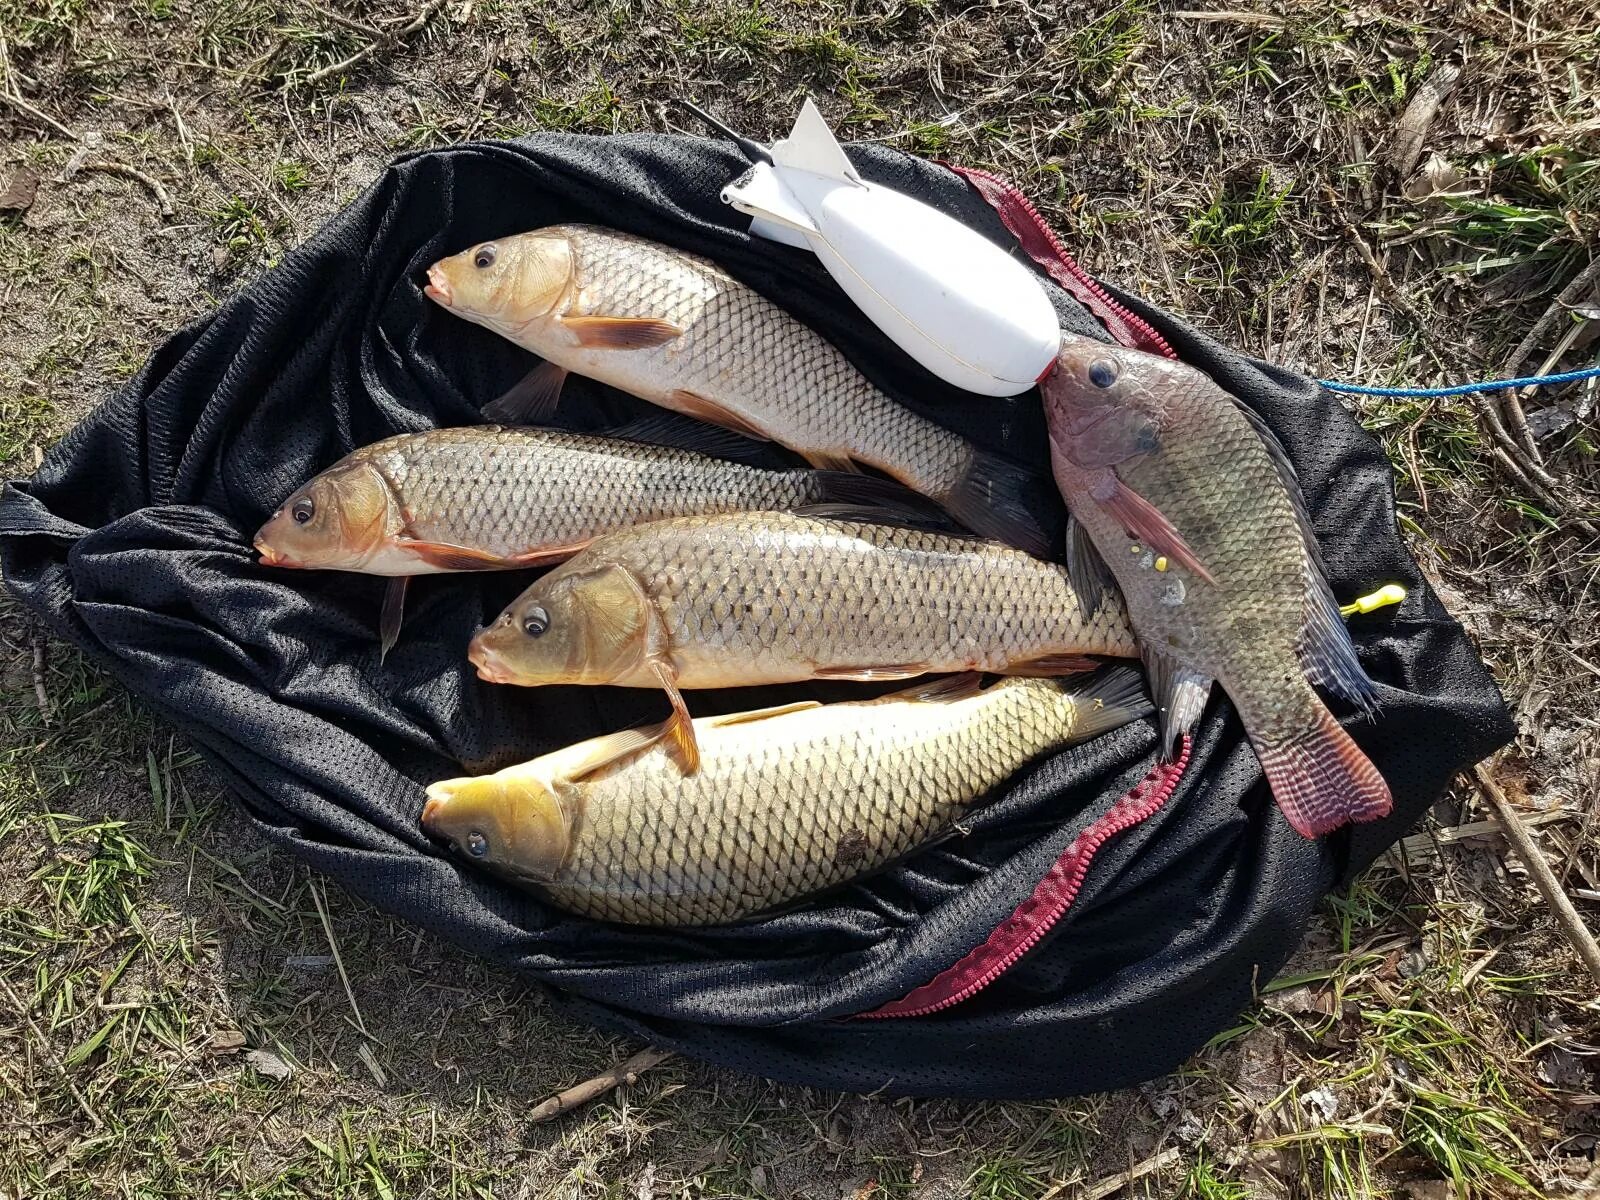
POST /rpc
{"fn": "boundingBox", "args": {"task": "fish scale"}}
[427,225,1053,554]
[516,674,1133,926]
[344,426,835,561]
[555,511,1138,690]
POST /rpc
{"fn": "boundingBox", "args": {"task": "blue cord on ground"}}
[1318,363,1600,399]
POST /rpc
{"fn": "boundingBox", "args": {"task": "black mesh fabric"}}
[0,134,1512,1098]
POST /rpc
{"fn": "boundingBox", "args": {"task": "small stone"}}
[244,1048,293,1080]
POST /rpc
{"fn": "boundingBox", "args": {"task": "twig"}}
[29,623,49,726]
[295,0,445,87]
[1173,10,1286,26]
[0,89,81,142]
[1041,1147,1181,1200]
[76,161,174,219]
[1499,255,1600,461]
[0,978,105,1129]
[528,1046,674,1124]
[1473,763,1600,987]
[309,878,369,1038]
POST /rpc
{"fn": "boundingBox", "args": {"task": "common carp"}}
[1040,335,1391,838]
[254,423,904,653]
[421,668,1150,926]
[468,510,1137,769]
[423,224,1051,555]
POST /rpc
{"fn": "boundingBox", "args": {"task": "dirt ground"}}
[1,1,1598,1197]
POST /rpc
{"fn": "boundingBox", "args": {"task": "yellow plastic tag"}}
[1339,584,1407,618]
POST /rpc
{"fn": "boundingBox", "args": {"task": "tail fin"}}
[941,448,1059,558]
[1066,665,1154,740]
[1253,706,1392,838]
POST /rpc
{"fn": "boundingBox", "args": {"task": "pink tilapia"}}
[1041,335,1391,838]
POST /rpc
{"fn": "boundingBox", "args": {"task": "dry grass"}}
[1,1,1598,1197]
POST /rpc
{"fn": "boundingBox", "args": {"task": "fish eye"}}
[1088,360,1119,388]
[522,606,549,638]
[473,244,497,270]
[466,831,488,858]
[292,497,315,524]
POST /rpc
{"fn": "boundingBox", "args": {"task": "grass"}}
[2,1,1599,1197]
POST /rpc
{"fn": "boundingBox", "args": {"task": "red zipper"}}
[941,163,1179,362]
[857,738,1191,1019]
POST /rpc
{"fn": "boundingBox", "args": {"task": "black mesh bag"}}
[0,134,1512,1099]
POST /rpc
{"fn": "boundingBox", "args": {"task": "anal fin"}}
[1091,469,1214,584]
[1142,646,1212,758]
[482,360,567,424]
[814,664,929,682]
[1006,652,1099,677]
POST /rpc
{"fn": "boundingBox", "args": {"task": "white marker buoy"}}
[715,99,1062,397]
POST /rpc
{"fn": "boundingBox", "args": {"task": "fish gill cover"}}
[0,133,1512,1098]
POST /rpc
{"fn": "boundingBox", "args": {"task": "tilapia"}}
[1040,334,1391,838]
[423,223,1051,555]
[468,509,1138,769]
[421,668,1150,926]
[253,422,907,653]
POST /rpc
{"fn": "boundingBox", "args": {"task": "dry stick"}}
[0,978,105,1130]
[528,1046,674,1124]
[1039,1147,1181,1200]
[29,624,49,725]
[1498,255,1600,462]
[77,161,174,219]
[1472,763,1600,988]
[296,0,446,87]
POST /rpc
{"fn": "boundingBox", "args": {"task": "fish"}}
[422,223,1052,555]
[253,421,912,655]
[421,667,1151,926]
[1039,334,1391,838]
[467,509,1139,770]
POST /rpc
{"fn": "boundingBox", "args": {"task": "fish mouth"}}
[424,265,452,307]
[420,792,447,827]
[254,537,294,568]
[468,642,519,685]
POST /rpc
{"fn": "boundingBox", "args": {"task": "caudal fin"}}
[1064,665,1154,739]
[941,448,1059,558]
[1253,706,1391,838]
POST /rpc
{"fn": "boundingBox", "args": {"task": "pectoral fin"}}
[379,577,408,662]
[482,360,567,423]
[651,659,700,775]
[563,315,683,350]
[1090,470,1215,584]
[667,389,772,441]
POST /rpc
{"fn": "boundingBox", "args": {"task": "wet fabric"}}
[0,133,1512,1098]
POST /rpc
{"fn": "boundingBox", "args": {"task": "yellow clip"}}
[1154,556,1169,572]
[1339,584,1407,618]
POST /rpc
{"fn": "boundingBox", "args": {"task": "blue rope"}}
[1317,363,1600,399]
